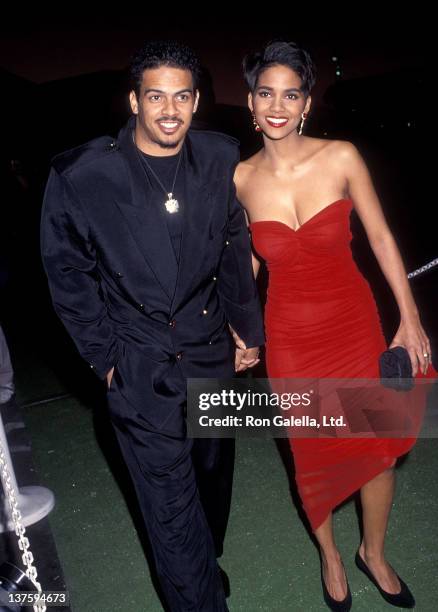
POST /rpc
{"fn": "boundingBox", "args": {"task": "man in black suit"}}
[41,40,264,611]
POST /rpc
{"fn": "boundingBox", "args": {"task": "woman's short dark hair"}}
[129,40,202,96]
[243,41,316,97]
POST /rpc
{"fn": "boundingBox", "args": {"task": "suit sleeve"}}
[216,152,265,348]
[40,167,121,380]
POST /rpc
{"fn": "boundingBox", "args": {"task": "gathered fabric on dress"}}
[250,199,436,531]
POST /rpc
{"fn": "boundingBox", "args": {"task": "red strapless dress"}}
[250,199,436,531]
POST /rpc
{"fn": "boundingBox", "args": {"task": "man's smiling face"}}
[130,65,199,154]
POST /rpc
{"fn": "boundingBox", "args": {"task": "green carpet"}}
[21,385,438,612]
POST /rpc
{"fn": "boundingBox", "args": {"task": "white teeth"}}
[267,117,288,124]
[161,122,178,128]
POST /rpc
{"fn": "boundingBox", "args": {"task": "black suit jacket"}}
[41,116,264,433]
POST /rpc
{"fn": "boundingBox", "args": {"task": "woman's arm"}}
[234,164,261,279]
[243,209,261,278]
[339,142,431,375]
[251,252,261,279]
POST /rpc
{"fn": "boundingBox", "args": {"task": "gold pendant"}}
[165,193,179,214]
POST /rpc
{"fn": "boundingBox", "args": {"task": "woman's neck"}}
[261,132,307,170]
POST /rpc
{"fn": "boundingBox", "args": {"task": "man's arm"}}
[40,167,121,380]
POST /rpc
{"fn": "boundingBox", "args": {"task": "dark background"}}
[0,18,435,391]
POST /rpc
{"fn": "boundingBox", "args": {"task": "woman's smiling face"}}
[249,64,311,138]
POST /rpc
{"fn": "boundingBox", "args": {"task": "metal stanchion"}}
[0,414,54,534]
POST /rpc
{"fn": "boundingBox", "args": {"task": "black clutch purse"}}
[379,346,414,391]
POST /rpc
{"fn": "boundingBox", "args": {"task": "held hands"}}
[105,326,261,385]
[229,324,260,372]
[389,316,432,376]
[106,366,115,389]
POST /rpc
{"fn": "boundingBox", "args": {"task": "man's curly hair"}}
[129,40,202,95]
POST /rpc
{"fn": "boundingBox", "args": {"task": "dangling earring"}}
[252,111,262,132]
[299,112,308,135]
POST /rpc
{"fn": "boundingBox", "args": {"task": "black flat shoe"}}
[321,562,352,611]
[355,551,415,608]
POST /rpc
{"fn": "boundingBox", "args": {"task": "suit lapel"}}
[171,134,213,313]
[115,117,178,301]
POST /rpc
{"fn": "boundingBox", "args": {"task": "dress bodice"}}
[249,199,363,300]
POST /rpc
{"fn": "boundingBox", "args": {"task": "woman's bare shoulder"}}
[296,136,356,162]
[324,138,360,161]
[235,150,263,185]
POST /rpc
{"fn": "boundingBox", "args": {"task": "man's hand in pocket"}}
[106,366,115,389]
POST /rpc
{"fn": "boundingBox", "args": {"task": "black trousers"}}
[108,381,233,611]
[191,438,235,559]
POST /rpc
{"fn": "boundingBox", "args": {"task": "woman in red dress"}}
[234,41,435,611]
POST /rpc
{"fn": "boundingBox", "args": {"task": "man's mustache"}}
[156,117,184,124]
